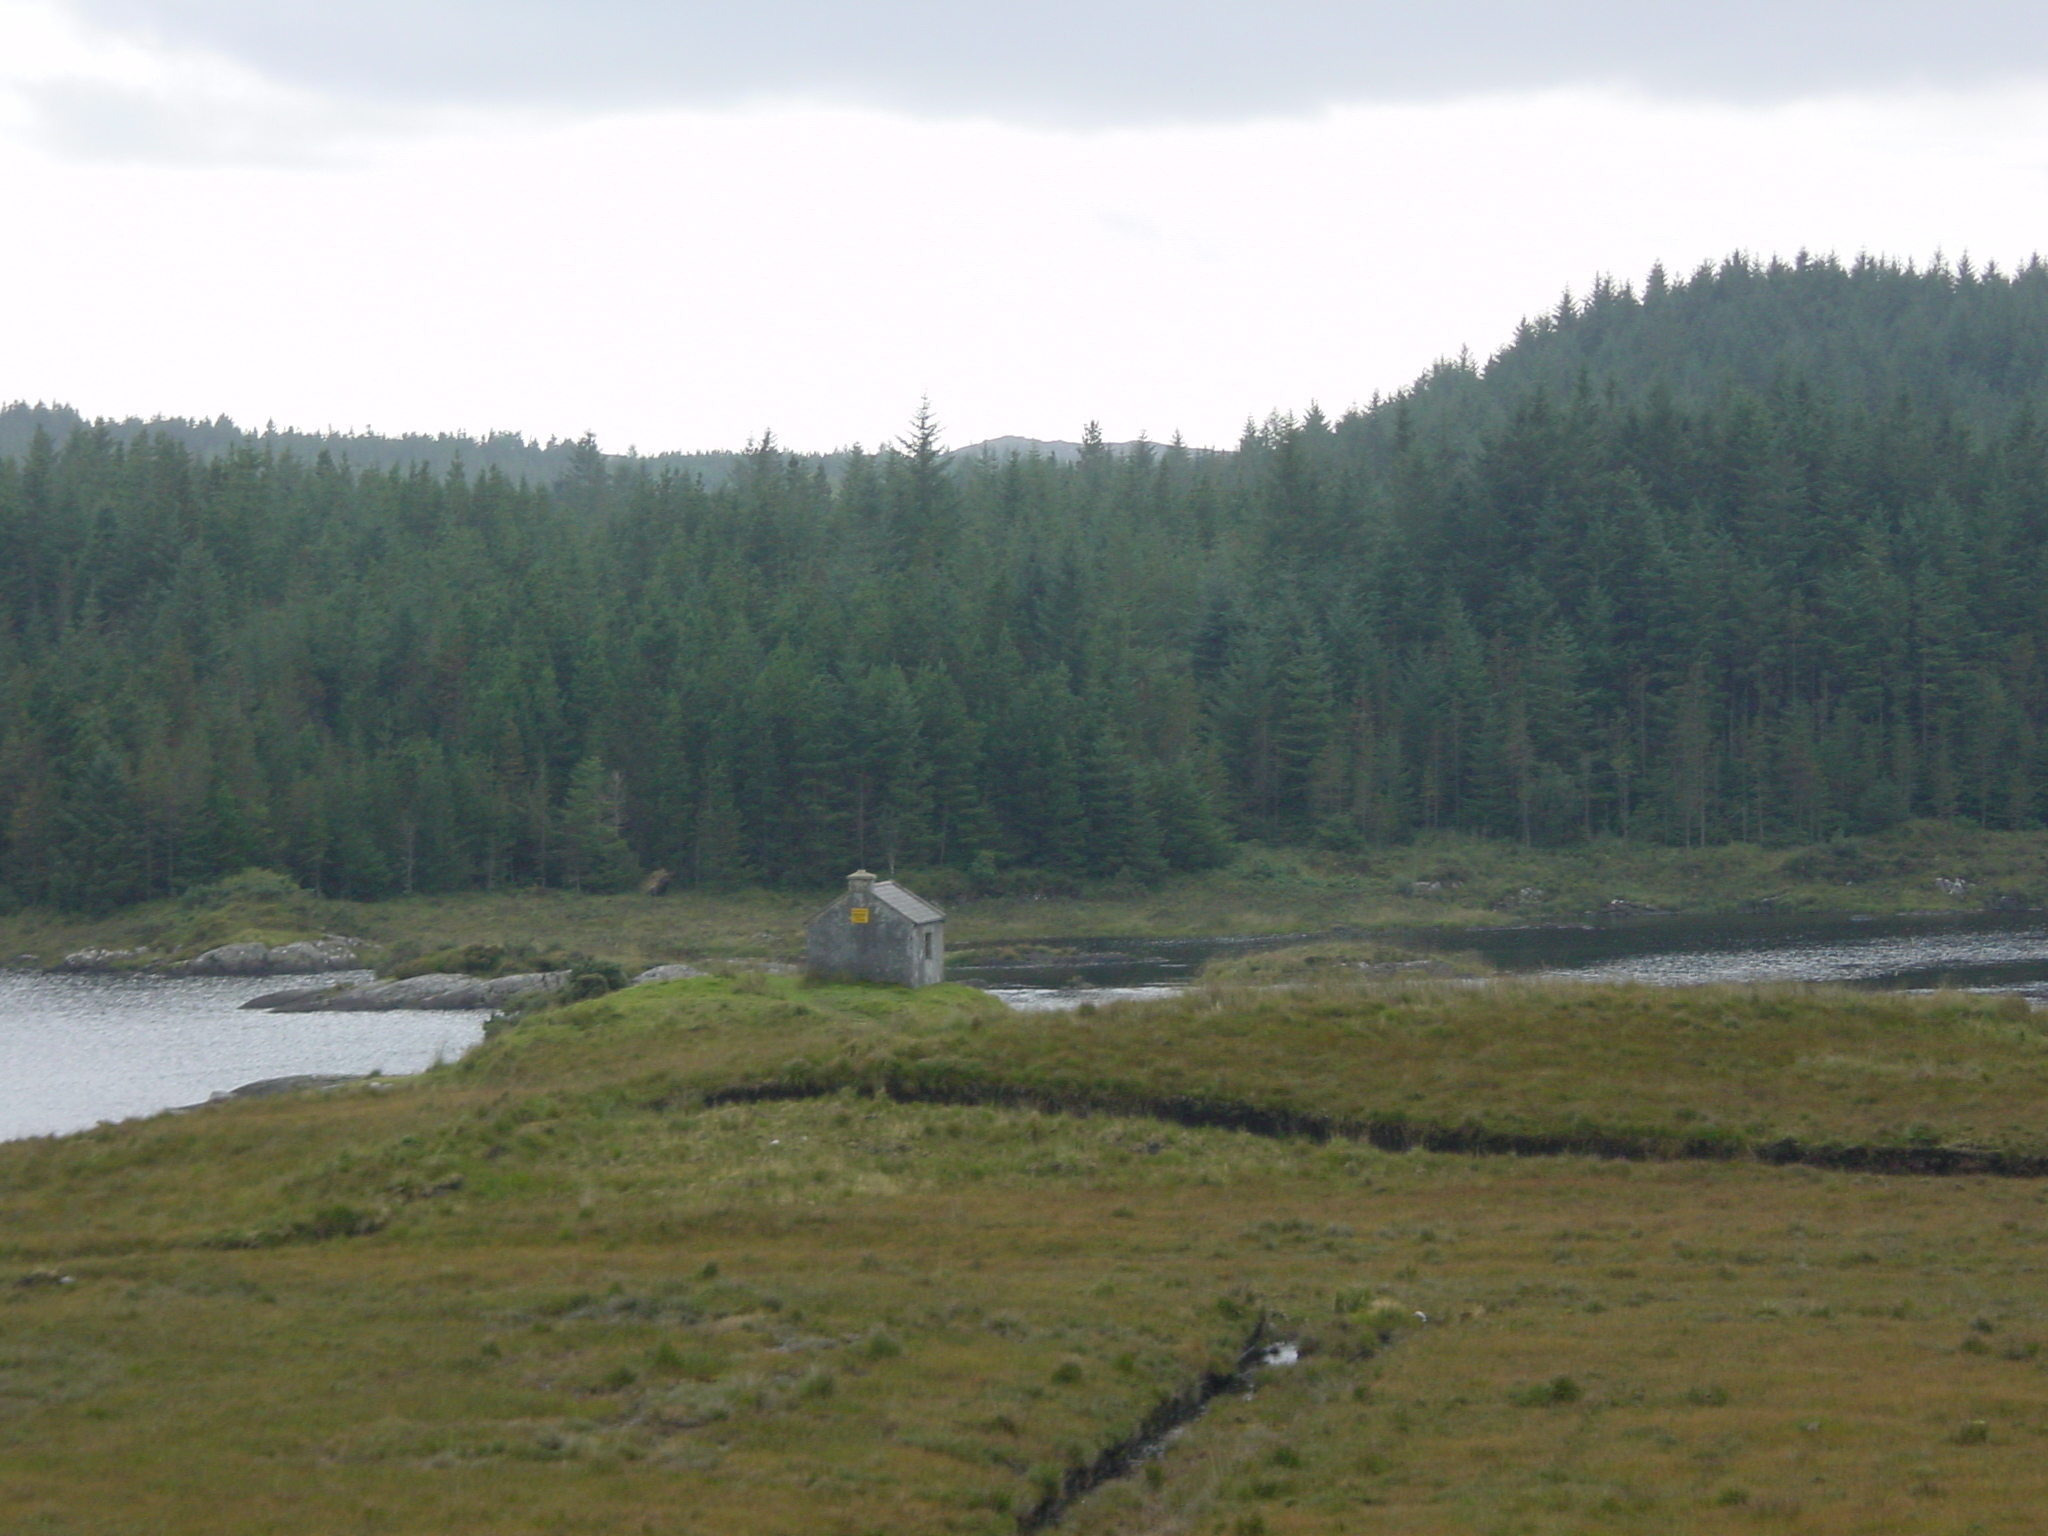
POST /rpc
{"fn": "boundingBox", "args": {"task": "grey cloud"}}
[65,1,2048,124]
[22,79,409,164]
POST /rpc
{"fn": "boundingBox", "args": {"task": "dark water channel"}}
[953,909,2048,1010]
[954,934,1302,1010]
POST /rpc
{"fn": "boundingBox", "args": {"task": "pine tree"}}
[48,745,147,914]
[692,761,747,889]
[558,756,639,892]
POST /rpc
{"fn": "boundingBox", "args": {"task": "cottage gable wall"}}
[804,870,945,987]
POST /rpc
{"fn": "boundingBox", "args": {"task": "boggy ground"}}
[3,977,2047,1535]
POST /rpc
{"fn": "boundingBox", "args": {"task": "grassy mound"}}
[479,973,2048,1169]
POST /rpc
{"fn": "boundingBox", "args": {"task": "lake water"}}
[955,935,1299,1010]
[0,970,488,1143]
[953,910,2048,1006]
[1461,910,2048,997]
[13,910,2048,1144]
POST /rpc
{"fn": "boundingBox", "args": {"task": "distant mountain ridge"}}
[949,434,1169,464]
[0,403,779,489]
[0,402,1164,492]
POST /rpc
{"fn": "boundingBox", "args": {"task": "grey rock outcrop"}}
[53,937,368,975]
[210,1074,365,1101]
[55,947,149,971]
[175,937,365,976]
[630,963,707,986]
[243,970,569,1012]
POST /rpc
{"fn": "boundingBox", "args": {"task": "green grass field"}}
[6,973,2048,1533]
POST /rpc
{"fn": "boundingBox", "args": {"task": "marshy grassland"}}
[5,973,2048,1534]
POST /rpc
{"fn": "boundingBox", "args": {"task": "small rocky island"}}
[241,962,707,1012]
[56,937,367,976]
[242,971,571,1012]
[48,931,714,1014]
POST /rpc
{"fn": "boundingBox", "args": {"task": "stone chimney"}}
[847,869,877,895]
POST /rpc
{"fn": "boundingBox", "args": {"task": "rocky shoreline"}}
[55,937,368,977]
[243,971,571,1012]
[238,962,711,1012]
[39,944,718,1014]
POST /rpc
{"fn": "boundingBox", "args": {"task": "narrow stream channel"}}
[1018,1323,1305,1532]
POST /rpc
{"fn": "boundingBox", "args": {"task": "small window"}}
[922,931,932,959]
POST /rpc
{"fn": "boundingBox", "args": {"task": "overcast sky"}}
[2,0,2046,452]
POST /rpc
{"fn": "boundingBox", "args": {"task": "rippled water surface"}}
[1549,927,2048,991]
[1441,911,2048,997]
[0,970,488,1143]
[956,911,2048,1009]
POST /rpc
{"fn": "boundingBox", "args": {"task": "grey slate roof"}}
[869,880,944,925]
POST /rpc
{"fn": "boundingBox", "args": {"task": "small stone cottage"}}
[804,869,945,987]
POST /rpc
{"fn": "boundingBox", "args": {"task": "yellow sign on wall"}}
[849,907,870,924]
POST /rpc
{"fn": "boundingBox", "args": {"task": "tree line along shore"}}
[10,255,2048,914]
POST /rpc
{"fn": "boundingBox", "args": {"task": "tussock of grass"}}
[387,942,563,981]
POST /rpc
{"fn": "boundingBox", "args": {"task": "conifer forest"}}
[9,251,2048,911]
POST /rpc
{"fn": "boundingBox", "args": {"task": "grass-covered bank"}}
[479,972,2048,1170]
[7,976,2048,1533]
[10,820,2048,973]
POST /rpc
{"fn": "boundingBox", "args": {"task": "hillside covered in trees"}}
[6,251,2048,911]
